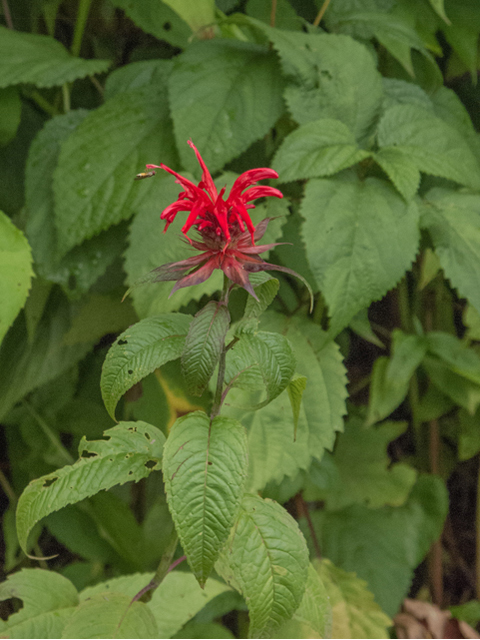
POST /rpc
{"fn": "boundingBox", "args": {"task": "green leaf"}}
[373,147,420,200]
[428,0,450,23]
[367,330,427,424]
[0,569,78,637]
[307,418,417,509]
[272,562,332,639]
[0,86,21,146]
[308,475,449,616]
[287,374,308,440]
[0,25,110,88]
[0,211,33,346]
[377,105,480,190]
[245,0,302,30]
[110,0,191,48]
[162,0,215,31]
[423,356,480,414]
[317,559,392,639]
[217,494,309,639]
[16,421,165,553]
[163,411,248,586]
[169,40,284,175]
[225,331,296,410]
[450,601,480,627]
[182,301,230,396]
[104,60,173,101]
[63,592,158,639]
[53,83,177,256]
[458,408,480,461]
[426,331,480,385]
[301,176,420,335]
[421,189,480,315]
[272,118,370,182]
[235,277,279,336]
[101,313,191,420]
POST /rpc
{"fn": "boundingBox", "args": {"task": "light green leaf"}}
[217,494,309,639]
[421,189,480,315]
[0,86,21,146]
[16,422,165,553]
[423,356,480,414]
[162,0,215,32]
[245,0,302,30]
[0,211,33,346]
[450,601,480,628]
[163,411,248,586]
[182,301,230,396]
[104,60,173,101]
[458,408,480,461]
[0,25,110,88]
[301,176,420,335]
[169,40,284,175]
[62,592,158,639]
[373,147,420,200]
[317,559,391,639]
[101,313,191,420]
[426,331,480,385]
[225,331,296,410]
[378,105,480,190]
[0,569,78,636]
[110,0,191,48]
[272,118,370,182]
[53,83,176,256]
[428,0,450,23]
[288,374,308,439]
[235,277,279,336]
[464,305,480,342]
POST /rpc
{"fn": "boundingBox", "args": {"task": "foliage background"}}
[1,0,480,637]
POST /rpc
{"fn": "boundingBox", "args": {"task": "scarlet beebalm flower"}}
[130,141,312,304]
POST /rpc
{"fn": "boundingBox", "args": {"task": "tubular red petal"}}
[159,163,200,199]
[160,200,193,221]
[240,186,284,202]
[188,140,218,202]
[229,168,280,199]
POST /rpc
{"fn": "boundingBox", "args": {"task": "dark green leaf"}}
[0,86,21,146]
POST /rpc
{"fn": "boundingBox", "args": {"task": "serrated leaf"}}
[272,118,370,182]
[246,0,302,30]
[373,147,420,200]
[182,301,230,396]
[301,176,420,335]
[0,569,78,636]
[101,313,191,420]
[217,494,309,638]
[169,39,284,175]
[0,26,110,89]
[104,60,173,101]
[317,559,391,639]
[0,86,21,146]
[288,374,308,440]
[62,592,158,639]
[16,421,165,553]
[163,411,248,586]
[378,104,480,190]
[0,211,33,346]
[421,188,480,315]
[225,331,296,410]
[53,83,176,256]
[235,277,279,336]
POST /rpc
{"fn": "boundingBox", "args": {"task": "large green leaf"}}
[377,104,480,190]
[373,147,420,200]
[104,60,173,101]
[0,26,110,88]
[217,494,309,639]
[100,313,191,420]
[317,559,391,639]
[272,118,370,182]
[182,301,230,396]
[163,411,248,586]
[421,188,480,315]
[16,422,165,553]
[53,83,177,256]
[168,39,284,175]
[63,593,158,639]
[162,0,215,31]
[0,569,78,638]
[0,211,33,346]
[301,176,420,335]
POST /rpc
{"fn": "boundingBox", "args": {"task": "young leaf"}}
[373,147,420,201]
[16,422,165,553]
[101,313,191,420]
[169,40,284,175]
[272,118,370,182]
[181,301,230,396]
[62,592,158,639]
[217,494,309,639]
[53,83,176,256]
[225,331,296,410]
[0,26,110,88]
[0,211,33,346]
[287,374,308,439]
[163,411,248,586]
[301,176,420,335]
[0,569,78,638]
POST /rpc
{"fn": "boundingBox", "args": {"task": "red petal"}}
[160,164,201,200]
[188,140,218,202]
[241,186,283,202]
[229,168,279,199]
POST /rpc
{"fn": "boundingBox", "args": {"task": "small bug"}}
[134,170,156,181]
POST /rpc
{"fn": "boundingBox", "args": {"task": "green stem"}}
[29,90,58,116]
[210,275,231,420]
[0,468,16,505]
[397,277,412,333]
[71,0,93,57]
[23,401,74,465]
[476,460,480,600]
[132,531,179,603]
[270,0,277,27]
[313,0,332,27]
[62,83,71,113]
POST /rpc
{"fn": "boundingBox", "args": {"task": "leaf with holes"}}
[181,301,230,396]
[217,494,309,638]
[163,411,248,587]
[16,422,165,553]
[101,314,192,420]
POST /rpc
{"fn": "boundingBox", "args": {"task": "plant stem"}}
[211,275,231,420]
[62,83,71,113]
[131,531,180,603]
[0,468,16,504]
[1,0,13,29]
[476,460,480,600]
[270,0,277,27]
[71,0,93,57]
[313,0,332,27]
[428,417,443,606]
[23,401,74,465]
[29,90,58,116]
[295,493,322,558]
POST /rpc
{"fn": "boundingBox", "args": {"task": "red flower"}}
[131,141,312,304]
